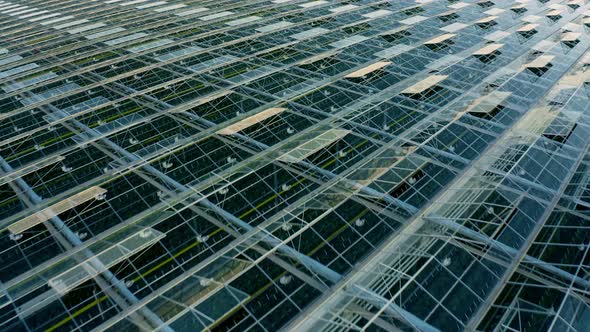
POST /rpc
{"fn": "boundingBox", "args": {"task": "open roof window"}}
[475,16,498,29]
[546,10,562,21]
[567,0,582,9]
[547,88,575,106]
[344,61,391,81]
[257,46,307,65]
[424,33,455,51]
[473,43,503,63]
[511,4,527,14]
[477,0,495,8]
[465,90,511,120]
[379,26,410,43]
[523,55,554,76]
[183,90,267,124]
[543,117,577,144]
[217,108,286,135]
[277,129,350,163]
[309,17,335,28]
[370,2,391,10]
[561,32,581,48]
[389,165,426,199]
[437,10,459,23]
[8,186,106,234]
[343,22,370,35]
[402,4,423,16]
[517,24,538,38]
[401,75,448,99]
[299,50,344,74]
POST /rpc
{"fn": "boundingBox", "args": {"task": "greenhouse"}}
[1,0,590,331]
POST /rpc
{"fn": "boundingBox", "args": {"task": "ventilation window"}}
[473,43,503,63]
[424,33,455,51]
[437,10,459,22]
[379,26,410,43]
[517,24,538,38]
[523,55,554,76]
